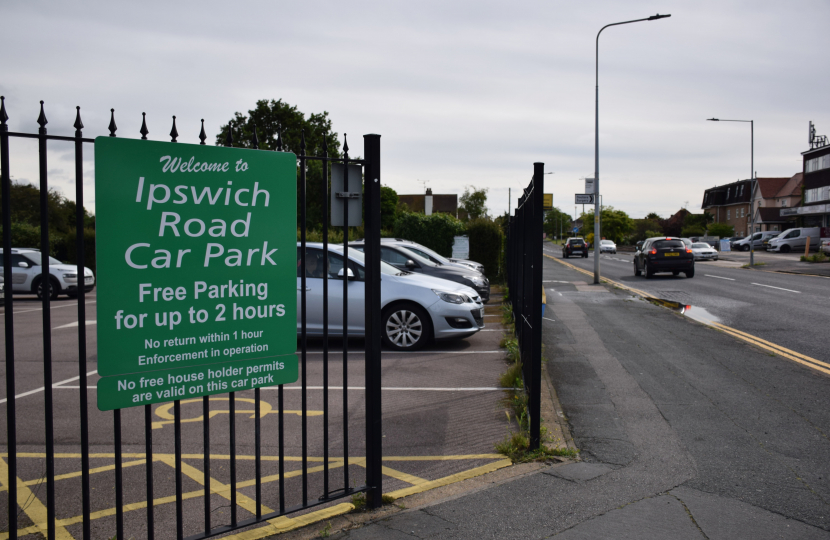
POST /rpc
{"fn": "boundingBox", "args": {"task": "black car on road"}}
[351,243,490,302]
[634,237,695,279]
[562,237,588,258]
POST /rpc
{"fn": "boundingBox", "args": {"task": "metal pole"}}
[594,14,670,284]
[750,120,754,266]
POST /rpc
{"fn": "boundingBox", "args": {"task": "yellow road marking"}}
[153,397,322,429]
[2,453,509,539]
[386,458,513,499]
[380,466,428,486]
[0,456,74,540]
[545,252,829,378]
[0,458,147,493]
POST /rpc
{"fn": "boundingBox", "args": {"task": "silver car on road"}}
[297,243,484,350]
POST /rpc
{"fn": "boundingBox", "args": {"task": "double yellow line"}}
[544,253,829,378]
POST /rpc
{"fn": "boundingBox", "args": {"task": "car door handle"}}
[297,287,311,291]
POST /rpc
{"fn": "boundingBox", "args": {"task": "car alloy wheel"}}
[383,304,431,351]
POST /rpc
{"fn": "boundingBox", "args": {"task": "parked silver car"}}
[297,243,484,350]
[0,248,95,299]
[690,242,718,261]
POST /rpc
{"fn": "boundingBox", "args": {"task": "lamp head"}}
[707,118,719,121]
[648,13,671,20]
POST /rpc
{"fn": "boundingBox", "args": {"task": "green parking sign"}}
[95,138,298,410]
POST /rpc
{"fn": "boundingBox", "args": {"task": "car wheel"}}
[382,303,432,351]
[685,267,695,278]
[742,245,750,252]
[645,262,654,279]
[634,262,641,276]
[563,253,568,258]
[780,245,791,253]
[35,277,60,300]
[583,253,588,258]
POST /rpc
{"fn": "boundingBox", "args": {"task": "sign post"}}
[94,138,298,410]
[575,194,595,205]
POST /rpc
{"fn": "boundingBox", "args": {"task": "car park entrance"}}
[1,99,384,539]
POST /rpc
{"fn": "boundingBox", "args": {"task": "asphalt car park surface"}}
[0,293,513,539]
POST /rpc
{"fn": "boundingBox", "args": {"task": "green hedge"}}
[6,223,96,274]
[467,218,504,281]
[392,213,465,257]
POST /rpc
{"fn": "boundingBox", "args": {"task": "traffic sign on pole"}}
[575,194,595,204]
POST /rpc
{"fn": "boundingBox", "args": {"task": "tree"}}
[707,222,735,238]
[579,206,634,244]
[632,218,663,242]
[459,186,488,221]
[645,212,662,220]
[544,207,572,241]
[216,99,341,230]
[0,180,94,233]
[380,186,399,231]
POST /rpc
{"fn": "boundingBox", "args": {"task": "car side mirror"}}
[17,261,29,268]
[405,260,416,269]
[337,268,355,280]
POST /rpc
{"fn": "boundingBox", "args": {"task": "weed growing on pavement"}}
[319,521,333,537]
[800,252,828,263]
[741,262,767,268]
[351,492,366,511]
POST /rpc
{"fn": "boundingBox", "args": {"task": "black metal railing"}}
[0,97,383,540]
[506,163,544,450]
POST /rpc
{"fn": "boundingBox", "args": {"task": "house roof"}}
[756,177,789,198]
[756,207,786,223]
[775,173,803,198]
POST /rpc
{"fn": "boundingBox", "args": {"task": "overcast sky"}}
[3,0,829,220]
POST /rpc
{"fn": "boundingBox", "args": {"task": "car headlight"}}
[63,273,78,281]
[432,290,471,304]
[463,275,486,287]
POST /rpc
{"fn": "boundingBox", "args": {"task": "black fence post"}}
[363,133,383,508]
[529,163,544,449]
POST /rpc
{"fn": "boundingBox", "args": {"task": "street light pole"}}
[594,13,670,284]
[707,118,755,265]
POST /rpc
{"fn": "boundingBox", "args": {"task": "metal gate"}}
[0,97,383,539]
[505,163,544,450]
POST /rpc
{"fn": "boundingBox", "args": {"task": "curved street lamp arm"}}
[596,15,671,83]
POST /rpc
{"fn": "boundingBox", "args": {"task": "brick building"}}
[701,179,753,236]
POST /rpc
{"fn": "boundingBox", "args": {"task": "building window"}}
[804,186,830,204]
[773,226,779,231]
[727,209,730,220]
[805,154,830,173]
[727,188,731,199]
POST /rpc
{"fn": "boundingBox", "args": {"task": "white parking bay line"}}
[54,320,97,329]
[705,274,735,281]
[0,370,98,404]
[752,283,800,293]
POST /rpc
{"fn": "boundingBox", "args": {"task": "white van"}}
[767,228,821,253]
[733,231,781,252]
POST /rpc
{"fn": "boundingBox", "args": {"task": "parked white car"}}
[0,248,95,299]
[599,240,617,254]
[690,242,718,261]
[297,243,484,350]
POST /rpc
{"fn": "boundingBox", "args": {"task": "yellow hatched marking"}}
[2,453,508,539]
[381,465,428,485]
[0,458,146,493]
[157,455,273,515]
[712,323,830,370]
[0,456,75,540]
[712,324,830,377]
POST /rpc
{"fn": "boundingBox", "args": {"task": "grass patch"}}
[741,262,767,268]
[800,252,828,263]
[349,492,396,512]
[319,521,333,538]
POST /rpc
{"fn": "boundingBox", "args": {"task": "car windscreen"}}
[569,240,584,246]
[402,244,449,264]
[601,240,613,244]
[653,240,685,249]
[691,243,710,249]
[395,246,437,267]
